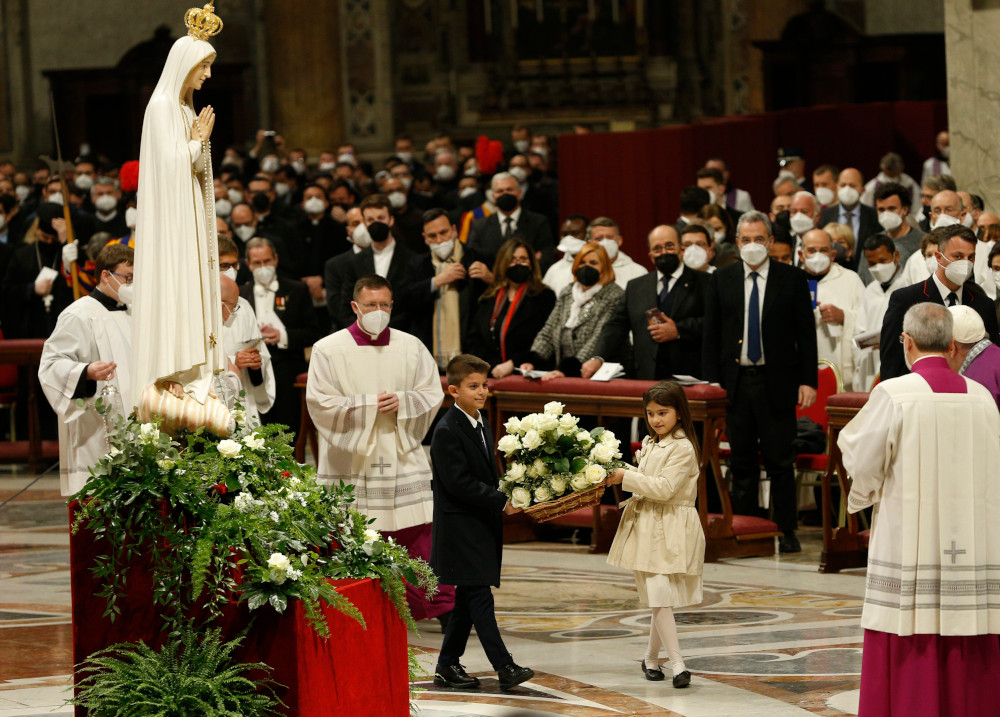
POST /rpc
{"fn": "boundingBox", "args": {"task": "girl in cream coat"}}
[606,380,706,688]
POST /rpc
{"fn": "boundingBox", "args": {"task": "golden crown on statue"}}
[185,2,223,41]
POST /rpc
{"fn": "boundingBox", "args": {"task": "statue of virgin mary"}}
[131,3,233,434]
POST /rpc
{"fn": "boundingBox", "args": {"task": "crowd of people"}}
[5,124,1000,537]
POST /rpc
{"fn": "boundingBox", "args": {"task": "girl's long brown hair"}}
[642,380,700,460]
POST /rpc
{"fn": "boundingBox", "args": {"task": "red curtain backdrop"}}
[558,101,948,264]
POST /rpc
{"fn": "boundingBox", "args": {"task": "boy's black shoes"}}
[641,659,665,681]
[672,670,691,688]
[497,663,534,690]
[434,663,480,689]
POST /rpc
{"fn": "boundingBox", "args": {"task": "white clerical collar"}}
[455,402,483,428]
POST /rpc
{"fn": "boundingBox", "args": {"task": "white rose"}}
[106,446,122,459]
[557,413,580,435]
[504,416,523,434]
[535,412,560,433]
[521,429,543,450]
[232,409,247,424]
[267,552,291,572]
[601,430,620,446]
[585,463,607,484]
[217,439,242,458]
[243,433,266,451]
[519,414,539,432]
[570,473,591,491]
[268,569,287,585]
[532,458,549,476]
[575,430,593,445]
[548,476,568,495]
[364,528,380,544]
[510,486,532,508]
[157,459,175,470]
[543,401,565,416]
[498,479,511,493]
[497,434,522,457]
[234,492,255,513]
[590,442,615,464]
[139,423,159,444]
[506,462,527,483]
[534,485,552,502]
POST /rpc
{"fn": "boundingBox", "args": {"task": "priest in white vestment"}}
[307,273,454,619]
[39,244,134,495]
[851,235,907,390]
[219,273,274,425]
[839,302,1000,716]
[800,229,865,387]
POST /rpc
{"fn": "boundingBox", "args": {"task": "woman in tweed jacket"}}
[520,243,624,378]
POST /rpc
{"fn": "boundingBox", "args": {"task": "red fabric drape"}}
[559,101,947,265]
[69,506,409,716]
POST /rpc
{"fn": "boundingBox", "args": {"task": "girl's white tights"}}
[645,606,686,676]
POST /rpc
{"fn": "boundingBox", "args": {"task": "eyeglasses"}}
[111,271,134,284]
[359,302,393,311]
[899,332,907,344]
[222,301,240,314]
[219,261,239,271]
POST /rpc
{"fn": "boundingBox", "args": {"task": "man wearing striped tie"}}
[702,210,818,553]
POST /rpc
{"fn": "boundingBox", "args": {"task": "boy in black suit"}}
[430,354,534,691]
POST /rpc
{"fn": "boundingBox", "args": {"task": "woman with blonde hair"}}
[520,243,624,380]
[823,221,856,264]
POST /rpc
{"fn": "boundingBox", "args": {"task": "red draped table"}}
[69,506,410,716]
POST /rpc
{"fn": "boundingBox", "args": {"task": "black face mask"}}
[496,193,518,213]
[575,264,600,287]
[367,221,391,243]
[530,168,544,184]
[505,264,531,284]
[251,193,271,212]
[654,253,680,276]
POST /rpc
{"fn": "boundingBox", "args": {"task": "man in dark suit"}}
[430,354,533,691]
[582,224,707,380]
[336,194,415,331]
[240,237,321,435]
[324,207,365,333]
[703,210,818,553]
[818,167,879,270]
[399,208,475,370]
[880,225,999,381]
[466,172,554,272]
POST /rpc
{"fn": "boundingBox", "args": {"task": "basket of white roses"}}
[497,401,624,522]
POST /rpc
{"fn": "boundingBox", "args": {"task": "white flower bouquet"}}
[497,401,624,521]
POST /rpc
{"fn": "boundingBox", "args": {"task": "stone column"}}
[263,0,343,156]
[338,0,394,154]
[944,0,1000,209]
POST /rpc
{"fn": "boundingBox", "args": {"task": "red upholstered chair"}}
[795,360,842,473]
[0,329,18,441]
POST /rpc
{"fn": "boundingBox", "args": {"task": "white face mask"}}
[790,211,814,235]
[459,186,478,199]
[869,261,897,284]
[431,239,455,260]
[222,267,238,282]
[116,281,135,306]
[223,306,238,328]
[227,188,243,205]
[260,157,280,173]
[939,254,974,285]
[804,251,832,274]
[396,151,413,164]
[931,212,960,230]
[814,186,835,206]
[318,161,337,172]
[961,212,974,228]
[508,166,528,184]
[274,182,290,197]
[234,224,255,242]
[352,222,372,249]
[303,197,326,216]
[713,230,726,243]
[337,152,356,167]
[837,185,860,207]
[291,159,307,175]
[435,165,456,182]
[74,175,94,191]
[557,235,586,256]
[96,196,119,214]
[387,191,407,209]
[253,265,276,286]
[48,191,64,206]
[514,139,530,154]
[213,197,232,217]
[682,244,709,270]
[877,210,903,232]
[399,176,413,191]
[740,242,768,266]
[14,185,30,202]
[125,206,138,229]
[485,189,496,206]
[925,255,938,276]
[358,308,390,336]
[599,238,619,261]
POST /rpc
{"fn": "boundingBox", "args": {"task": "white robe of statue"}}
[222,295,275,424]
[306,328,443,532]
[851,267,907,390]
[39,296,132,495]
[813,262,865,387]
[131,35,225,407]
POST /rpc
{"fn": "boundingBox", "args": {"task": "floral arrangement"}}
[496,401,624,508]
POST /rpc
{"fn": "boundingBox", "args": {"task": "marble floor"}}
[0,465,867,716]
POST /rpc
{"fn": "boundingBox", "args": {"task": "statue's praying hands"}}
[191,106,215,143]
